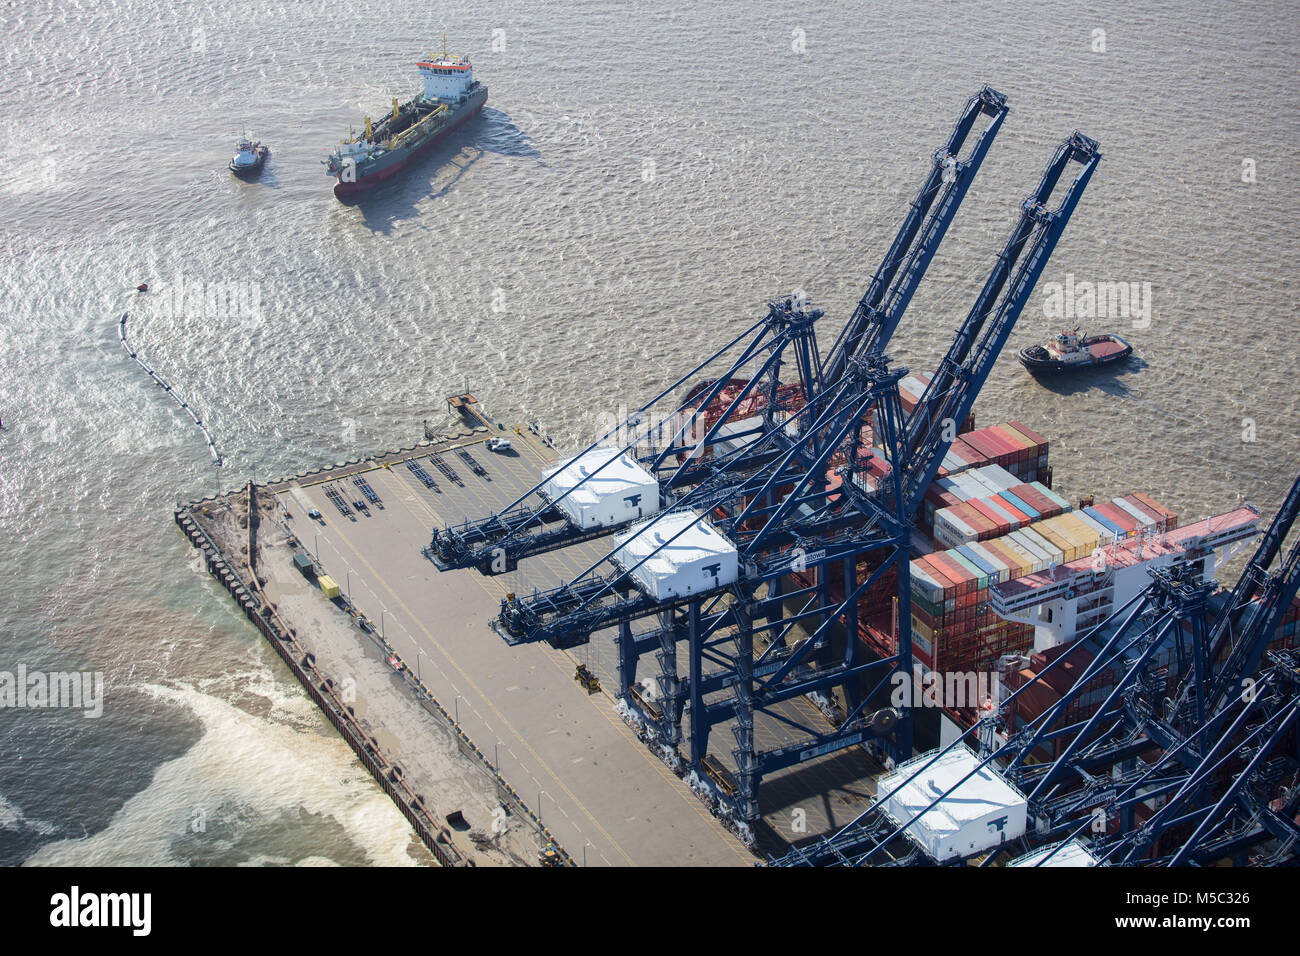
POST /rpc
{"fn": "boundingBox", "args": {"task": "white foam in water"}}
[0,794,58,837]
[24,677,423,867]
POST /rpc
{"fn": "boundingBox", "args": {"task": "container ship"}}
[323,41,487,198]
[763,372,1286,746]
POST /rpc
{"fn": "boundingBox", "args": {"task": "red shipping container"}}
[989,424,1031,463]
[930,552,975,596]
[917,554,961,599]
[952,503,997,540]
[961,431,1004,462]
[967,498,1011,536]
[991,493,1032,525]
[977,427,1018,460]
[1094,501,1139,535]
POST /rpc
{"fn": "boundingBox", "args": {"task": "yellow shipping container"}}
[1042,516,1085,561]
[985,538,1031,578]
[317,574,340,599]
[990,536,1035,577]
[1035,523,1077,563]
[1056,512,1101,554]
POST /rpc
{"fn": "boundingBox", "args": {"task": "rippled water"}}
[2,0,1297,864]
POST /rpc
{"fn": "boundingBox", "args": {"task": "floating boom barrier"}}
[118,311,223,466]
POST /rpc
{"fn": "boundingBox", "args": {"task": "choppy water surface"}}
[1,0,1297,864]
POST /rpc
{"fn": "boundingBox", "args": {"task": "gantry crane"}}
[771,472,1299,866]
[426,87,1009,578]
[484,129,1101,825]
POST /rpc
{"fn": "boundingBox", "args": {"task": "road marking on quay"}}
[324,477,639,866]
[311,443,752,864]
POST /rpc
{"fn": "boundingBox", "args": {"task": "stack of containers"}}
[1081,494,1178,541]
[1269,595,1300,653]
[909,547,1032,676]
[930,471,1071,549]
[908,493,1176,681]
[936,421,1050,485]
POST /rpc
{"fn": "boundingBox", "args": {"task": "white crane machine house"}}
[612,510,738,602]
[540,447,661,530]
[878,746,1028,862]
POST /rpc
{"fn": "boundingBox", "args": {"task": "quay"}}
[178,401,787,866]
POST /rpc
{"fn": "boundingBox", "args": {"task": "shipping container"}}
[1005,420,1048,449]
[1130,492,1177,530]
[967,498,1012,537]
[988,424,1031,462]
[991,492,1033,526]
[966,542,1012,584]
[945,550,989,591]
[1083,506,1126,540]
[1111,496,1157,531]
[1093,501,1139,536]
[986,537,1033,578]
[1007,531,1049,572]
[979,495,1023,531]
[1055,512,1102,552]
[1031,482,1071,514]
[957,502,999,540]
[1021,525,1066,564]
[1072,508,1113,543]
[1001,489,1041,522]
[1034,522,1077,562]
[1120,493,1165,529]
[975,463,1021,491]
[955,545,1000,584]
[318,574,341,599]
[992,536,1038,576]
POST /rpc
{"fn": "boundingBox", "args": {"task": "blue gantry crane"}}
[426,87,1009,579]
[770,472,1299,866]
[474,126,1101,827]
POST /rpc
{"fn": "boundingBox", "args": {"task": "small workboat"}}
[229,137,269,177]
[1019,328,1133,376]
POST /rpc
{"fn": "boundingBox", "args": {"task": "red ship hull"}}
[332,99,485,198]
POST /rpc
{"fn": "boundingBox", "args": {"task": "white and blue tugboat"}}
[229,137,269,178]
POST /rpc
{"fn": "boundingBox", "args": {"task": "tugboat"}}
[1018,327,1133,376]
[229,137,269,178]
[323,36,487,198]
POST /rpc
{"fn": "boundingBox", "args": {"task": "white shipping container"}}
[952,473,990,501]
[1008,531,1050,572]
[1019,527,1064,567]
[963,468,1004,497]
[934,508,979,548]
[973,464,1021,491]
